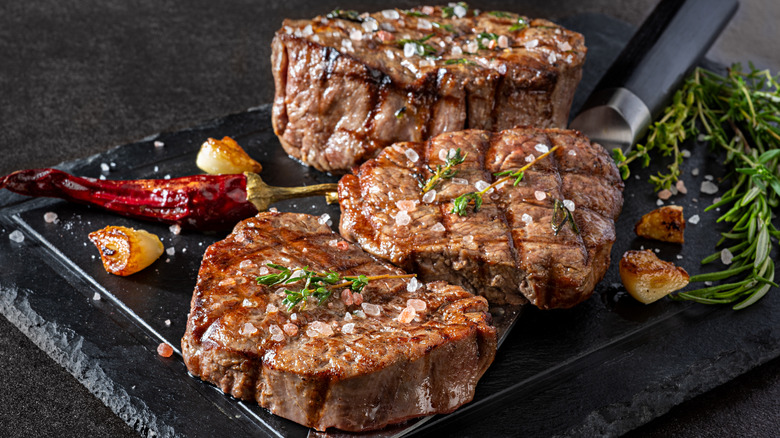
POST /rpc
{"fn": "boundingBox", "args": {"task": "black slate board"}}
[0,13,778,438]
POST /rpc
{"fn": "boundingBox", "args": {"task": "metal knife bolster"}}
[569,87,652,152]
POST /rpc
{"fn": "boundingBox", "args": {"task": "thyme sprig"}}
[421,148,466,193]
[552,199,579,235]
[615,63,780,309]
[256,263,415,311]
[451,145,559,216]
[326,9,364,23]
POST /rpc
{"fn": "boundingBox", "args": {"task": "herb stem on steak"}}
[397,34,437,58]
[257,264,416,311]
[552,199,579,235]
[421,148,466,193]
[451,145,560,216]
[614,64,780,309]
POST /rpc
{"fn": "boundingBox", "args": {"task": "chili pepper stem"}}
[244,172,338,211]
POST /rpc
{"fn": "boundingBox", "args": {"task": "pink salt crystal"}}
[352,293,364,305]
[676,180,688,194]
[397,306,416,323]
[658,189,673,200]
[283,323,298,336]
[341,289,354,305]
[407,298,427,311]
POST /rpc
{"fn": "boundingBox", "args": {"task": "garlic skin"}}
[88,226,164,276]
[196,136,263,175]
[619,250,690,304]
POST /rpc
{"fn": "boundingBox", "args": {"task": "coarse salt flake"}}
[166,247,175,256]
[362,302,381,317]
[302,24,313,36]
[568,150,577,156]
[397,306,416,323]
[658,189,673,200]
[270,324,285,342]
[404,148,419,162]
[308,320,334,337]
[154,140,165,148]
[701,181,718,194]
[93,292,101,301]
[563,199,575,211]
[417,19,432,30]
[240,322,258,336]
[43,212,58,223]
[721,248,734,265]
[318,213,331,225]
[169,224,181,235]
[453,4,467,17]
[382,9,400,20]
[422,190,437,204]
[349,29,362,41]
[396,199,418,212]
[452,177,468,185]
[521,213,533,224]
[395,210,411,226]
[534,190,546,201]
[407,277,420,292]
[164,319,171,326]
[689,214,700,225]
[431,222,445,232]
[657,199,664,206]
[242,298,254,307]
[362,20,379,32]
[239,260,255,270]
[475,180,491,191]
[407,298,427,311]
[283,323,298,336]
[404,42,417,58]
[341,322,355,334]
[498,35,509,49]
[524,153,536,163]
[525,39,538,48]
[100,163,110,172]
[266,303,278,313]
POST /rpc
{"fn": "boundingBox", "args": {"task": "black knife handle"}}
[593,0,738,119]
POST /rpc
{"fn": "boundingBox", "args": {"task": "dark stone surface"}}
[1,1,778,437]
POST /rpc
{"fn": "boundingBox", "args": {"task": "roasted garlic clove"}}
[619,249,690,304]
[634,205,685,243]
[88,226,164,276]
[196,136,263,175]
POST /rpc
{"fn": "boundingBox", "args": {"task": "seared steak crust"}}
[339,128,624,309]
[272,6,586,173]
[181,212,496,432]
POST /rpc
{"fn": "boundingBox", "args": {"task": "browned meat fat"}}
[338,128,624,309]
[272,6,586,173]
[181,212,496,432]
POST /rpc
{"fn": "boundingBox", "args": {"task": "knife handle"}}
[593,0,738,119]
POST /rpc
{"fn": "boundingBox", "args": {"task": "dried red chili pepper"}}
[0,168,337,231]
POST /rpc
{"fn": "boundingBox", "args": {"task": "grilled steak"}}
[339,128,624,309]
[272,6,586,173]
[181,211,496,432]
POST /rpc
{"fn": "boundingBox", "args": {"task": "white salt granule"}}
[93,292,101,301]
[100,163,110,172]
[701,181,719,194]
[382,9,400,19]
[240,322,258,336]
[691,168,699,176]
[318,213,331,225]
[534,191,546,201]
[453,4,467,17]
[720,248,734,265]
[407,277,420,292]
[534,143,549,154]
[452,178,468,185]
[404,42,416,57]
[681,149,691,158]
[521,213,533,224]
[349,29,362,41]
[169,224,181,235]
[164,319,171,327]
[563,199,575,212]
[704,175,714,181]
[362,20,379,32]
[404,148,419,162]
[8,230,24,243]
[341,322,355,334]
[525,39,538,48]
[657,199,664,206]
[525,154,535,163]
[407,298,427,311]
[44,212,58,223]
[154,140,165,148]
[166,247,175,256]
[422,190,437,204]
[431,222,446,232]
[475,180,491,191]
[417,19,432,30]
[689,214,701,224]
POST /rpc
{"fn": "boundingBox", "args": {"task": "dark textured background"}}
[1,1,778,436]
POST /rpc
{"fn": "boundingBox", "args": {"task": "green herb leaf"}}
[326,9,364,23]
[421,148,466,193]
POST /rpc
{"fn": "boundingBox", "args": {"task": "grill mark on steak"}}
[182,212,497,432]
[338,128,624,309]
[272,6,586,173]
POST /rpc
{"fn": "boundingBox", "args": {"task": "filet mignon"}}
[338,128,624,309]
[181,211,497,432]
[272,6,586,173]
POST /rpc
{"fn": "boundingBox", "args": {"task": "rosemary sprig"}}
[509,17,528,32]
[421,148,466,193]
[326,9,364,23]
[615,63,780,309]
[451,145,559,216]
[256,264,415,311]
[551,199,579,235]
